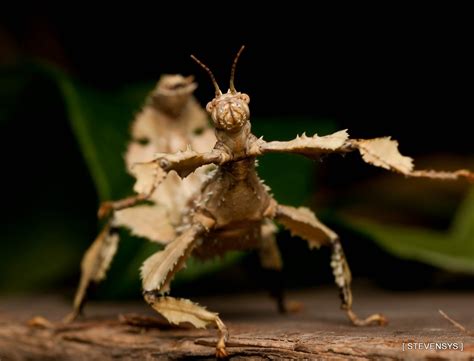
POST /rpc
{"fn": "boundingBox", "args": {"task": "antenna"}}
[190,54,222,96]
[229,45,245,94]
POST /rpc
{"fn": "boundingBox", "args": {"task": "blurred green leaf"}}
[40,65,147,200]
[0,67,31,124]
[346,187,474,273]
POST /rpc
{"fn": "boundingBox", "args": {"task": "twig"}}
[439,309,472,335]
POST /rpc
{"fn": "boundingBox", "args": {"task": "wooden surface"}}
[0,286,473,360]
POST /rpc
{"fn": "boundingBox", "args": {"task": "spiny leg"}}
[64,162,168,323]
[274,204,387,326]
[141,213,229,358]
[144,294,229,358]
[64,221,119,323]
[329,237,386,326]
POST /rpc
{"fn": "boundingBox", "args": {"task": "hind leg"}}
[64,221,119,323]
[140,213,229,357]
[274,204,387,326]
[259,221,285,312]
[259,221,302,313]
[65,174,165,324]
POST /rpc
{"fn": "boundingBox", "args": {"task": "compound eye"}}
[239,93,250,104]
[206,101,214,113]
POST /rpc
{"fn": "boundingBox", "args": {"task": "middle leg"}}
[274,204,387,326]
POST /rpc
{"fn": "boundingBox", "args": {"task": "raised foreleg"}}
[274,204,387,326]
[254,129,473,181]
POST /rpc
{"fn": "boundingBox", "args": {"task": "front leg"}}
[349,137,474,181]
[144,294,229,358]
[149,147,226,178]
[253,130,473,181]
[99,147,226,218]
[274,204,387,326]
[252,129,350,158]
[97,160,169,219]
[140,213,229,357]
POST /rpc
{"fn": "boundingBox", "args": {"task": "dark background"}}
[1,10,472,298]
[2,11,472,149]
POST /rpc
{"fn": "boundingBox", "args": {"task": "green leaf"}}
[39,64,148,200]
[346,187,474,274]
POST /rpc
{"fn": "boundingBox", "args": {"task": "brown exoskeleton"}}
[67,46,474,358]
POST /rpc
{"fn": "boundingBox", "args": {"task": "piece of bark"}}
[1,287,473,360]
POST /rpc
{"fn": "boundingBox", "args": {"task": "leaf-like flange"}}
[140,223,202,292]
[275,205,337,248]
[82,223,120,282]
[131,161,166,195]
[353,137,414,174]
[353,137,474,181]
[114,205,175,244]
[70,222,120,315]
[150,170,210,225]
[145,296,218,329]
[125,142,156,172]
[261,129,349,157]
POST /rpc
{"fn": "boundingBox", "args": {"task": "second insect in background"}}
[65,74,216,322]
